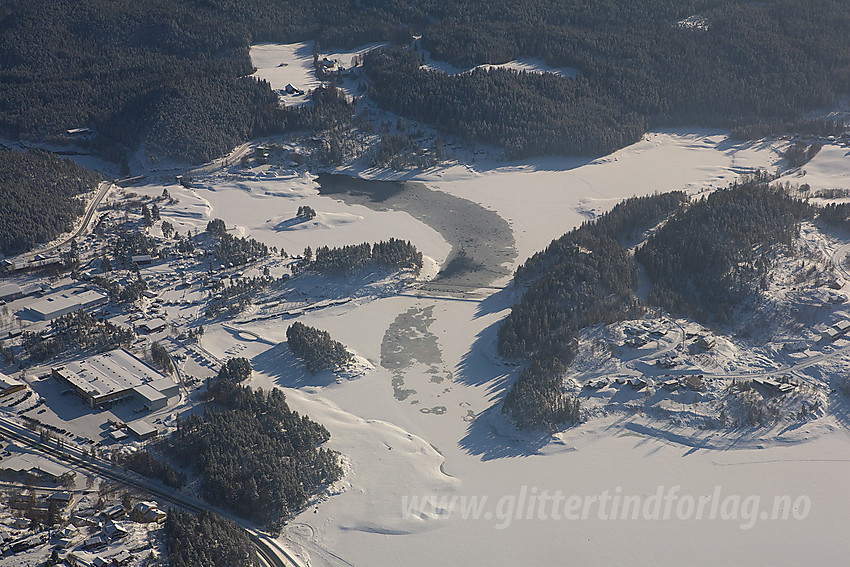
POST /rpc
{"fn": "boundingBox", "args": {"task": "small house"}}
[684,375,706,391]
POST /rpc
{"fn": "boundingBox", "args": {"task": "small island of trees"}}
[286,321,353,374]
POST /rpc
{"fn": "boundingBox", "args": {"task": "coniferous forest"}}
[1,0,849,165]
[286,321,353,374]
[165,510,256,567]
[302,238,423,277]
[0,150,101,256]
[166,364,342,530]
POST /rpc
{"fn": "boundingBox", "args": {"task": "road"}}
[185,142,253,178]
[14,180,115,263]
[0,414,302,567]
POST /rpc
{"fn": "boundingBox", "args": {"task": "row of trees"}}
[114,450,186,489]
[785,141,823,168]
[303,238,423,277]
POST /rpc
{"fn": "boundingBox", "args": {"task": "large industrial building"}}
[24,289,108,320]
[52,349,179,409]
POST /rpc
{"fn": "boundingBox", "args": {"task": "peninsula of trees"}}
[300,238,423,277]
[166,364,342,530]
[286,322,353,374]
[501,178,819,430]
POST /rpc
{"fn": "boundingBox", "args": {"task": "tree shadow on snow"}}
[458,406,552,461]
[453,317,517,396]
[250,342,338,388]
[273,216,311,231]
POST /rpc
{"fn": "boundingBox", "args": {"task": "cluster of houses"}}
[622,324,669,348]
[584,373,708,393]
[584,376,649,391]
[820,320,850,342]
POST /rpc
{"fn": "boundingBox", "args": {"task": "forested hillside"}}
[364,0,850,156]
[2,0,849,164]
[0,0,361,165]
[636,175,813,322]
[363,48,646,158]
[0,149,101,256]
[500,182,817,431]
[498,193,686,430]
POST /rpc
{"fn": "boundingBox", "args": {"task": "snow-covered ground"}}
[422,53,581,79]
[33,39,850,563]
[123,125,850,565]
[250,42,322,106]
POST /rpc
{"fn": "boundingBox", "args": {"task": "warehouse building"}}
[24,289,107,320]
[133,384,167,411]
[0,283,23,302]
[52,349,174,408]
[126,419,158,441]
[148,378,180,399]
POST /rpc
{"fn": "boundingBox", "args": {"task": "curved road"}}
[14,180,115,263]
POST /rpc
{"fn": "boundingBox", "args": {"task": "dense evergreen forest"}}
[114,450,186,488]
[636,176,812,322]
[500,183,817,430]
[286,321,353,374]
[165,510,256,567]
[0,150,101,256]
[2,0,849,165]
[167,367,342,529]
[500,192,687,360]
[364,48,645,158]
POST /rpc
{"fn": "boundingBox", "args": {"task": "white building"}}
[53,349,168,407]
[24,289,107,320]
